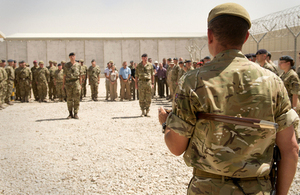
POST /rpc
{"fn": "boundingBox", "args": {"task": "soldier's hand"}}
[135,85,138,90]
[158,107,169,125]
[98,81,100,84]
[151,84,154,89]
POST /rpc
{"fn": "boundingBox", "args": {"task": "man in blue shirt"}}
[119,61,131,101]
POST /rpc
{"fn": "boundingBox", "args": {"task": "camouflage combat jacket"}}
[35,67,49,83]
[17,67,32,82]
[48,66,57,81]
[80,64,88,79]
[166,49,299,178]
[262,62,278,75]
[64,62,81,84]
[5,65,15,81]
[87,65,101,82]
[0,67,7,88]
[31,66,39,81]
[177,68,185,82]
[171,64,180,83]
[136,62,153,81]
[54,69,64,83]
[280,69,300,102]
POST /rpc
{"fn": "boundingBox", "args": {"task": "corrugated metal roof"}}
[6,32,207,39]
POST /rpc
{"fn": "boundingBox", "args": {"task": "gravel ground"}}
[0,78,299,195]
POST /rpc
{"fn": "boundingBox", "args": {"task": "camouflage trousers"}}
[120,79,131,100]
[138,80,152,110]
[31,81,38,100]
[15,81,20,100]
[55,82,65,100]
[80,78,87,99]
[167,79,173,99]
[90,81,99,99]
[19,80,31,102]
[153,76,158,96]
[130,79,136,100]
[5,80,14,103]
[65,80,81,114]
[37,82,48,101]
[0,82,4,105]
[105,79,110,100]
[48,80,56,99]
[187,176,272,195]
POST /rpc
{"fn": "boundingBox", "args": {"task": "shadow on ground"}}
[36,118,69,122]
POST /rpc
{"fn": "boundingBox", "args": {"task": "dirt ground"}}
[0,78,299,194]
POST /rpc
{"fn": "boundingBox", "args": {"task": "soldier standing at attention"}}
[61,61,66,70]
[166,61,174,101]
[79,59,88,100]
[119,61,131,101]
[31,60,39,101]
[129,61,136,100]
[5,59,15,105]
[135,53,154,116]
[159,3,299,194]
[54,63,65,102]
[16,61,32,103]
[14,61,22,101]
[35,61,50,103]
[0,61,7,110]
[185,60,194,72]
[48,60,57,100]
[256,49,279,75]
[63,53,81,119]
[171,58,180,102]
[87,59,101,101]
[177,61,185,83]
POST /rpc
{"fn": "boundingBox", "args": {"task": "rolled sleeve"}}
[276,109,299,132]
[166,113,195,138]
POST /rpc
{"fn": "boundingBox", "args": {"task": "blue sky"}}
[1,0,299,36]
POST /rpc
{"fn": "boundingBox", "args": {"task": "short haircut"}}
[208,15,249,48]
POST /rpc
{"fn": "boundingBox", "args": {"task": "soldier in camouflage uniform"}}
[54,63,65,102]
[278,55,300,141]
[129,61,136,100]
[135,53,154,116]
[170,59,180,102]
[79,59,88,100]
[185,60,194,72]
[166,61,174,101]
[159,3,299,195]
[177,61,185,83]
[87,59,101,101]
[14,62,22,101]
[63,53,81,119]
[31,60,39,101]
[256,49,279,75]
[48,60,57,100]
[0,61,7,110]
[16,61,32,102]
[35,61,50,102]
[5,59,15,105]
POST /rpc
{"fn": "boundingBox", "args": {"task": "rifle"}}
[165,110,280,194]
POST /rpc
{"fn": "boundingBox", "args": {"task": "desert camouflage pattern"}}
[80,64,88,98]
[280,68,300,138]
[48,66,57,99]
[166,50,299,179]
[87,65,101,99]
[167,66,173,99]
[64,62,81,114]
[14,67,21,100]
[262,62,278,75]
[136,61,153,111]
[31,66,39,100]
[54,69,65,101]
[0,67,8,107]
[177,68,185,83]
[187,176,271,195]
[5,65,14,103]
[16,67,32,102]
[35,67,49,101]
[171,64,180,98]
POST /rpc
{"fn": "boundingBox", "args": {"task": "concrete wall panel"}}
[0,42,6,60]
[85,40,104,71]
[104,40,122,70]
[47,40,67,64]
[158,39,176,62]
[7,41,27,63]
[175,39,190,60]
[27,41,46,66]
[66,40,84,61]
[140,39,158,62]
[122,40,140,64]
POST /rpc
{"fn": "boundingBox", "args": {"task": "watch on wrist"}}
[162,122,167,133]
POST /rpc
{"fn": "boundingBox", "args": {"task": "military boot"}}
[7,101,13,105]
[67,111,73,119]
[145,109,150,117]
[141,110,145,117]
[74,113,79,119]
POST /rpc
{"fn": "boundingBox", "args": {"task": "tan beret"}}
[49,60,52,63]
[53,61,57,64]
[109,60,113,64]
[61,60,66,63]
[79,59,84,62]
[169,61,174,65]
[39,61,44,64]
[208,3,251,29]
